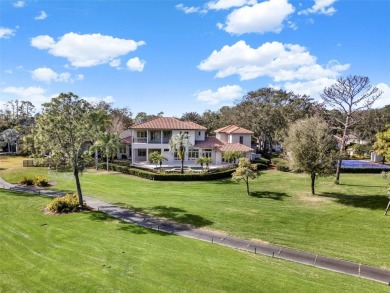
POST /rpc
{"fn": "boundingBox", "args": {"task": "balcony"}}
[133,138,147,143]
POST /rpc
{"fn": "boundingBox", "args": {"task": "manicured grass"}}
[1,156,390,269]
[0,189,386,292]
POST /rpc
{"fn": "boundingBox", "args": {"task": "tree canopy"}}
[284,117,338,195]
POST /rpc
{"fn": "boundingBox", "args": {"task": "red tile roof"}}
[131,117,206,130]
[214,125,254,134]
[194,137,253,153]
[218,143,253,152]
[120,136,132,144]
[194,137,224,149]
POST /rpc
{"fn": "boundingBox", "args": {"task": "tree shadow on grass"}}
[88,211,165,235]
[249,191,289,201]
[339,183,384,188]
[318,192,389,210]
[211,179,238,185]
[113,203,213,227]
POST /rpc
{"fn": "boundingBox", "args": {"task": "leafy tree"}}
[284,117,338,195]
[134,111,163,124]
[181,112,203,125]
[232,158,257,195]
[321,75,382,184]
[1,128,19,152]
[169,132,192,174]
[93,101,133,132]
[90,132,122,171]
[222,151,243,164]
[235,88,317,153]
[149,151,167,169]
[373,124,390,163]
[33,93,98,206]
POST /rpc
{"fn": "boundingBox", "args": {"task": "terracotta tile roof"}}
[218,143,253,153]
[194,137,224,149]
[131,117,206,130]
[214,125,254,134]
[121,136,132,144]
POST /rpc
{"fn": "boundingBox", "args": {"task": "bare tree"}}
[321,75,382,184]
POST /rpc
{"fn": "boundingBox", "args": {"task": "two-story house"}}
[129,117,253,165]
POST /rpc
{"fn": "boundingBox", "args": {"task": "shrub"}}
[34,175,50,187]
[46,193,80,213]
[252,157,270,165]
[252,163,268,171]
[275,161,290,172]
[271,158,286,165]
[20,176,34,186]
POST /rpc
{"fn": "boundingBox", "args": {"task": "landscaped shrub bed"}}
[20,175,50,186]
[99,163,236,181]
[252,157,270,166]
[46,193,80,213]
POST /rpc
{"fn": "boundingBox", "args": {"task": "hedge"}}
[99,163,236,181]
[340,168,390,174]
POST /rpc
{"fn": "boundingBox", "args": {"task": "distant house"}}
[127,117,253,165]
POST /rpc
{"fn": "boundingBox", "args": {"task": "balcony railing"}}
[133,138,147,143]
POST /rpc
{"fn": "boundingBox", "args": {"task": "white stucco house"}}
[128,117,253,165]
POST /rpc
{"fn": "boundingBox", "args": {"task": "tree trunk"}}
[181,158,184,174]
[384,200,390,215]
[95,149,99,170]
[73,166,83,206]
[106,155,109,171]
[311,173,316,195]
[246,177,250,195]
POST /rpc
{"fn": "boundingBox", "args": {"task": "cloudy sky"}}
[1,0,389,116]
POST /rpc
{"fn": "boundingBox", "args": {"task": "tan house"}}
[128,117,253,165]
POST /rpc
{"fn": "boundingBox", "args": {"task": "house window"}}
[163,131,172,143]
[198,131,201,136]
[202,149,212,158]
[137,149,146,157]
[150,131,161,142]
[173,151,180,160]
[239,136,244,144]
[188,149,199,160]
[163,149,170,152]
[137,131,147,138]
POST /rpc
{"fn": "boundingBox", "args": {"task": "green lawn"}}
[1,156,390,269]
[0,189,386,292]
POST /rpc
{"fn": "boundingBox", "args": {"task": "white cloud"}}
[13,1,25,8]
[2,86,53,108]
[195,85,244,104]
[221,0,294,34]
[83,95,116,105]
[0,27,15,39]
[31,67,82,83]
[31,33,145,68]
[373,83,390,108]
[35,10,47,20]
[299,0,337,16]
[280,78,337,99]
[175,4,206,14]
[207,0,256,10]
[198,40,349,81]
[126,57,145,72]
[109,59,121,68]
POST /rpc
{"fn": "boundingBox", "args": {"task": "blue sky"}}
[1,0,389,117]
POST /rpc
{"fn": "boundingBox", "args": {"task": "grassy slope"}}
[1,156,390,269]
[0,189,386,292]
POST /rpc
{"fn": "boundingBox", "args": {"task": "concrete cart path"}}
[1,177,390,285]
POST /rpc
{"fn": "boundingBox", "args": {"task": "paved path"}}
[1,177,390,285]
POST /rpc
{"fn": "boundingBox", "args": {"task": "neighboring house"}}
[129,117,253,165]
[370,151,384,163]
[117,130,132,159]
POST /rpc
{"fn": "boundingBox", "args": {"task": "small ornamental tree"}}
[284,117,338,195]
[373,125,390,163]
[232,158,257,195]
[149,151,167,169]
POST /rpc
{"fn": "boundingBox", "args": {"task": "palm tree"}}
[169,132,192,174]
[149,151,167,171]
[90,132,122,171]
